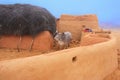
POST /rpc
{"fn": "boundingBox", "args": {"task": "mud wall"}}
[57,14,100,40]
[0,36,117,80]
[0,31,53,51]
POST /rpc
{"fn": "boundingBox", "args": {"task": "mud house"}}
[0,14,100,51]
[57,14,100,40]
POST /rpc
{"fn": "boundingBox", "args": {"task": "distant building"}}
[57,14,100,40]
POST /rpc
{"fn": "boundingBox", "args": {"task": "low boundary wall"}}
[0,36,117,80]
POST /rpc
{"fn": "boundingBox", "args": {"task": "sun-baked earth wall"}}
[0,31,53,51]
[57,14,100,40]
[0,36,117,80]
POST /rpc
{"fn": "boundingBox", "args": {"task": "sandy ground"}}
[0,39,81,61]
[0,43,80,61]
[0,49,46,61]
[104,28,120,80]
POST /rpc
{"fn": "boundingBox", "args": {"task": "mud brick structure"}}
[0,31,53,51]
[57,14,100,40]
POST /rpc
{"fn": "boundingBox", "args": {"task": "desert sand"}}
[103,28,120,80]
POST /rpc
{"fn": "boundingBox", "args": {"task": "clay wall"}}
[57,14,100,40]
[0,31,53,51]
[0,37,117,80]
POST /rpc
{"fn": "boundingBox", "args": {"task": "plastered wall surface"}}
[57,14,100,40]
[0,31,53,51]
[0,37,117,80]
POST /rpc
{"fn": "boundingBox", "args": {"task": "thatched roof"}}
[0,4,56,37]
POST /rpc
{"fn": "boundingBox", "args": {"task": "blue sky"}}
[0,0,120,26]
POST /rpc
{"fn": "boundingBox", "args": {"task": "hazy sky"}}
[0,0,120,26]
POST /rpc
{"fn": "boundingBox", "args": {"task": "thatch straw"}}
[0,4,56,37]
